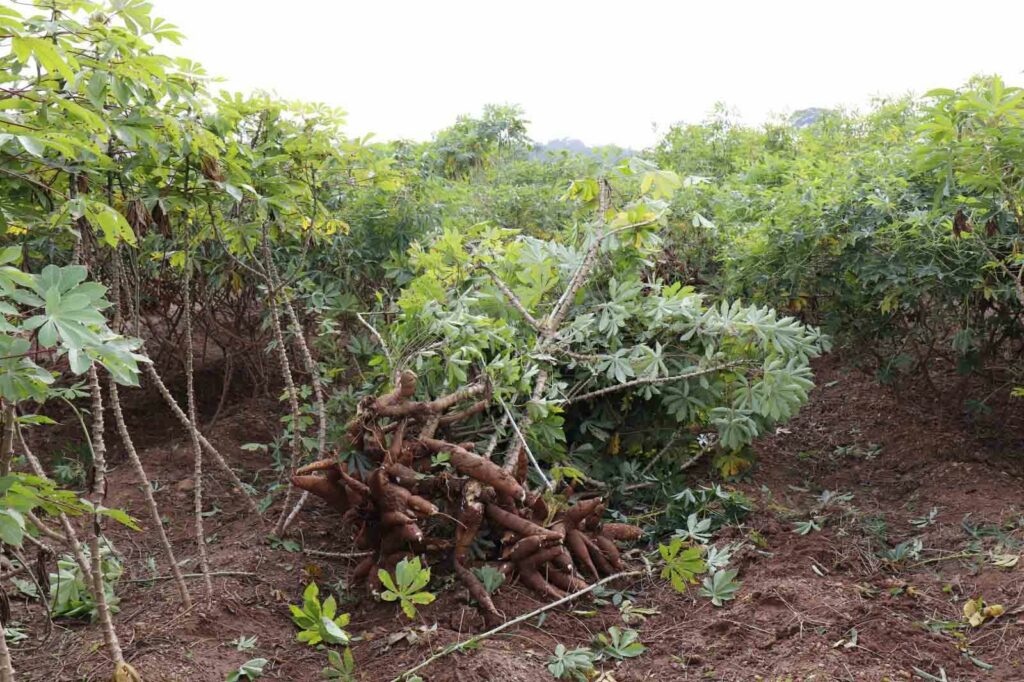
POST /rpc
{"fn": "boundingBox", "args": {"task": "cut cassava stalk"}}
[390,569,642,682]
[0,617,14,682]
[274,271,329,535]
[109,377,192,609]
[183,251,214,598]
[0,403,14,477]
[266,242,305,538]
[84,367,128,672]
[0,414,27,682]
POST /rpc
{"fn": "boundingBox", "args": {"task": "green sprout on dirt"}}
[378,556,436,619]
[547,644,596,681]
[322,648,358,680]
[470,565,505,595]
[658,538,707,591]
[290,583,351,646]
[226,658,267,682]
[229,635,258,652]
[594,626,646,660]
[699,568,742,606]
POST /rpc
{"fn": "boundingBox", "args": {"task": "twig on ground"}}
[390,570,642,682]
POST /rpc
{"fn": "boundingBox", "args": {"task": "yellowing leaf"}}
[991,553,1019,568]
[982,604,1005,618]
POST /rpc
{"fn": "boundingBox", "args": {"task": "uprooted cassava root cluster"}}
[290,370,642,625]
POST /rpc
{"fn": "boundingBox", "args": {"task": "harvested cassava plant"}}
[290,370,642,625]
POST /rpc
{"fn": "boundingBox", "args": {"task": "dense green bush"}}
[650,79,1024,397]
[358,159,827,487]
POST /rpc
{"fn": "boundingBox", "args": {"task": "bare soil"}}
[12,357,1024,681]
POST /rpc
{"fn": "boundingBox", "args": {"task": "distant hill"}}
[788,108,832,128]
[531,137,635,162]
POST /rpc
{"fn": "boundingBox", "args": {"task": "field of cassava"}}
[0,2,1022,681]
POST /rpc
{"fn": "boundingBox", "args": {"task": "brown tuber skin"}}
[290,371,638,624]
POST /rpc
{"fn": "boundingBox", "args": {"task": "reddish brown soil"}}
[12,357,1024,681]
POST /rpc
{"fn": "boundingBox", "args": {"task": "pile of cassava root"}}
[290,370,643,625]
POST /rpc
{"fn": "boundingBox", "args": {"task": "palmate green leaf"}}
[226,657,268,682]
[595,626,646,661]
[699,568,742,606]
[0,474,92,519]
[3,263,147,385]
[291,582,351,647]
[658,538,706,592]
[0,336,54,402]
[378,557,435,620]
[470,565,505,594]
[323,647,357,680]
[11,36,76,82]
[0,508,26,546]
[396,555,431,592]
[547,644,595,681]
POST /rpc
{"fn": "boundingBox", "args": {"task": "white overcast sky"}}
[151,0,1024,149]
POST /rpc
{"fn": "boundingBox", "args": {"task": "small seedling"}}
[225,658,267,682]
[879,538,923,564]
[290,583,351,646]
[594,626,645,660]
[322,648,357,680]
[699,568,742,606]
[817,489,853,507]
[618,599,659,625]
[705,543,737,573]
[470,565,505,595]
[658,538,706,592]
[4,625,27,644]
[910,507,940,528]
[673,513,713,544]
[378,556,435,619]
[230,635,258,652]
[590,584,639,607]
[793,517,825,535]
[268,535,301,552]
[547,644,596,681]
